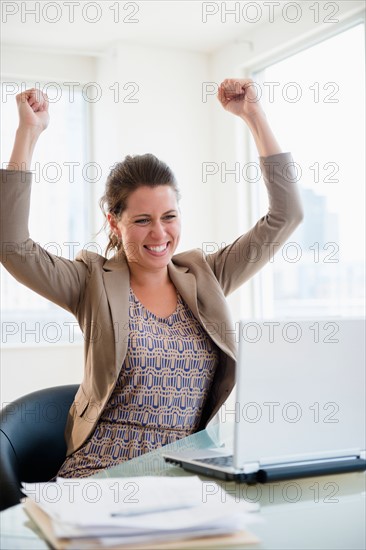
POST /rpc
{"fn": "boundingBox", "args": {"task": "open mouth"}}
[143,243,169,255]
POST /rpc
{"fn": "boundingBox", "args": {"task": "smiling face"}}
[107,185,181,275]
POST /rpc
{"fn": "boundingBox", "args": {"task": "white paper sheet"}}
[22,475,260,543]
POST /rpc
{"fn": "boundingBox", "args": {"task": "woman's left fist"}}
[217,78,264,120]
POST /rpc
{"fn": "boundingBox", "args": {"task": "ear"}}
[107,213,120,237]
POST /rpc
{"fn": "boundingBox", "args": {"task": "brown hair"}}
[99,153,180,257]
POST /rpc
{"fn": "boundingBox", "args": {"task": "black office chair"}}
[0,384,78,511]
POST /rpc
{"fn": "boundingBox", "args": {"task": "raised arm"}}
[1,89,87,315]
[205,78,304,295]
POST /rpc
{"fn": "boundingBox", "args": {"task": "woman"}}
[0,81,303,478]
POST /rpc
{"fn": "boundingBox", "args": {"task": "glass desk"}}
[1,423,365,549]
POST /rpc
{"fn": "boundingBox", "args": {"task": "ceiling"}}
[1,0,289,55]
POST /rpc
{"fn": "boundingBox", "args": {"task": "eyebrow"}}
[131,209,178,219]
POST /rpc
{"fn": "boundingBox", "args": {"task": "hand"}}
[217,78,264,122]
[16,88,50,134]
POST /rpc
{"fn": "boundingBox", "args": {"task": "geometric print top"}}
[56,288,219,478]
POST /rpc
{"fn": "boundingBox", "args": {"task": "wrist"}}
[240,111,282,157]
[240,110,268,132]
[16,125,43,142]
[8,127,41,171]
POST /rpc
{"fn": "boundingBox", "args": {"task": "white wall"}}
[91,41,215,253]
[1,345,84,405]
[1,47,96,83]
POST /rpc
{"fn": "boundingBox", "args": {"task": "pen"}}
[110,503,195,517]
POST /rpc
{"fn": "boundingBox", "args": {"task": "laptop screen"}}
[231,318,365,467]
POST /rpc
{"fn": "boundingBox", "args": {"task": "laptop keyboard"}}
[196,455,234,467]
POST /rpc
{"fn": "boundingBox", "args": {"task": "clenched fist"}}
[16,88,50,133]
[217,78,264,121]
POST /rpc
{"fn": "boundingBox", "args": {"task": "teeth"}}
[147,244,167,252]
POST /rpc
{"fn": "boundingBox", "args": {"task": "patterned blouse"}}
[57,288,219,478]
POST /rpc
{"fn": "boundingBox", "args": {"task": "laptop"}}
[163,318,366,482]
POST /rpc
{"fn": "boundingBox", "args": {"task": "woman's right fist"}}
[16,88,50,133]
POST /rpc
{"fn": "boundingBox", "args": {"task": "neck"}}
[128,264,171,289]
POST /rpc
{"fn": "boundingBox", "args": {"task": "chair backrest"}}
[0,384,78,511]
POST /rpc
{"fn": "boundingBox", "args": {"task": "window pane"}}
[251,24,365,317]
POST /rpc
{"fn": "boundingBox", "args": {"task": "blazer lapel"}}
[102,254,130,376]
[167,262,202,324]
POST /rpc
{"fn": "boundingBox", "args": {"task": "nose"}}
[149,220,166,241]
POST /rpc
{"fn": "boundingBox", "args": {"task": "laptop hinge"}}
[242,461,260,474]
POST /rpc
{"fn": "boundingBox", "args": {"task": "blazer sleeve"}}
[204,152,304,296]
[0,169,88,315]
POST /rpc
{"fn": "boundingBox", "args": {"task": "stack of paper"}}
[22,476,260,549]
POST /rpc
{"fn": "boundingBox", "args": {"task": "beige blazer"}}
[0,153,303,456]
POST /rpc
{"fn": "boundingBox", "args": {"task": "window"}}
[249,23,365,318]
[1,81,90,345]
